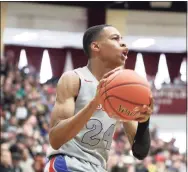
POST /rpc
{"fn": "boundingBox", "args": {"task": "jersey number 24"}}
[81,119,115,150]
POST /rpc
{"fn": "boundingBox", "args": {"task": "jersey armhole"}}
[74,70,82,102]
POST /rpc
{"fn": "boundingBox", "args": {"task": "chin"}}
[118,59,125,66]
[113,61,125,69]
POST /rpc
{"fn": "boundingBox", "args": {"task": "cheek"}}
[101,43,118,55]
[107,42,118,49]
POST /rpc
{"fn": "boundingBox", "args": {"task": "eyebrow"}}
[110,34,123,39]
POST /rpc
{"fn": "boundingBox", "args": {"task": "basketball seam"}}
[105,97,126,119]
[101,83,150,97]
[105,70,122,86]
[104,95,144,106]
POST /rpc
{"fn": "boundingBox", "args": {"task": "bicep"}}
[50,71,80,128]
[50,98,75,128]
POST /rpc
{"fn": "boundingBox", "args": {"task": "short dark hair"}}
[83,24,111,58]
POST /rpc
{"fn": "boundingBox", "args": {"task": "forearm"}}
[49,99,98,150]
[123,121,138,146]
[132,119,151,160]
[123,119,151,160]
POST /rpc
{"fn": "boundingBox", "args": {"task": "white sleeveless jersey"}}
[47,66,117,169]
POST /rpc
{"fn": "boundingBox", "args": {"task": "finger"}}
[138,118,148,123]
[141,104,153,114]
[100,79,106,85]
[147,107,153,114]
[98,79,106,88]
[134,117,143,121]
[134,106,142,111]
[142,104,152,114]
[103,67,122,79]
[103,70,119,79]
[134,112,145,118]
[134,114,143,119]
[140,105,148,113]
[142,105,146,108]
[149,96,154,108]
[134,115,149,122]
[134,112,150,120]
[111,66,122,73]
[134,117,145,122]
[139,113,150,118]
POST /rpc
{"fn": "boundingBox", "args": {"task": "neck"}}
[87,58,124,81]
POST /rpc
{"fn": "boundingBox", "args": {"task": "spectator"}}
[19,146,34,172]
[0,142,14,172]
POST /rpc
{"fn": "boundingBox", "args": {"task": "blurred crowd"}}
[1,55,55,172]
[107,124,186,172]
[0,54,186,172]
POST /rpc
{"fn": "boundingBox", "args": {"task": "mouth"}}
[121,50,128,60]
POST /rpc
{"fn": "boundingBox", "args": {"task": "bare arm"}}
[123,121,138,146]
[49,71,99,150]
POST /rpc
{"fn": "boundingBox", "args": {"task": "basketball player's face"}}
[98,27,128,67]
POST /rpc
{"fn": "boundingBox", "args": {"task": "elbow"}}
[49,136,60,150]
[49,129,64,150]
[50,141,61,150]
[132,142,150,160]
[132,151,148,160]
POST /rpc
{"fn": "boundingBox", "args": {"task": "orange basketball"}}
[99,69,152,121]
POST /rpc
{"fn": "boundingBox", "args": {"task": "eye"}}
[112,37,119,40]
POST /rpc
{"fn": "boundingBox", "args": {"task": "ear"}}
[90,42,100,53]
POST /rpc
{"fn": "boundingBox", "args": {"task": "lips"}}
[122,49,128,56]
[121,51,128,60]
[122,52,127,60]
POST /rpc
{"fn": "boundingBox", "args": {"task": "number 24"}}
[81,119,115,150]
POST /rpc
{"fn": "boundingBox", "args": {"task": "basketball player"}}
[44,25,153,172]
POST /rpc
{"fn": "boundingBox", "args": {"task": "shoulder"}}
[56,70,80,98]
[58,70,79,85]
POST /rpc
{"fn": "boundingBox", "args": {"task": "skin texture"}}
[49,26,153,150]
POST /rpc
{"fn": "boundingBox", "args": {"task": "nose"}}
[120,42,126,47]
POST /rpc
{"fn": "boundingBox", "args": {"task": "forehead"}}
[101,26,121,37]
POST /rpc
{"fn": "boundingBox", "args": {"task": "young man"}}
[44,25,153,172]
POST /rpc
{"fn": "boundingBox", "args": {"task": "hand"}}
[92,67,122,105]
[133,96,154,123]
